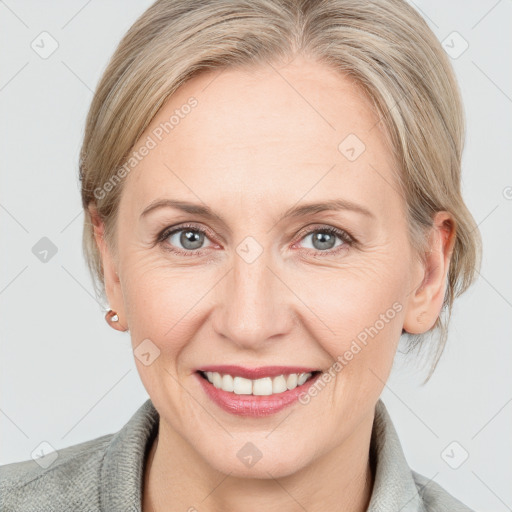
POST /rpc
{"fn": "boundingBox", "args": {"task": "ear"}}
[89,205,128,332]
[403,211,456,335]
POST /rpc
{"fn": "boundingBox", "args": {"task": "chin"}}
[196,435,315,480]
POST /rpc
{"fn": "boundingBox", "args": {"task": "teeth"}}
[203,371,314,395]
[286,373,298,390]
[212,372,222,389]
[272,375,287,394]
[222,374,234,392]
[233,376,252,395]
[297,372,309,386]
[253,377,273,396]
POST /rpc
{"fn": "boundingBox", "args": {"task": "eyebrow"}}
[140,198,375,224]
[280,198,375,221]
[140,199,229,225]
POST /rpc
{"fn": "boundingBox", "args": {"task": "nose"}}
[211,249,296,351]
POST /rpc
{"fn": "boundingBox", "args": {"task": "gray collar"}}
[99,398,425,511]
[367,399,426,511]
[100,399,158,511]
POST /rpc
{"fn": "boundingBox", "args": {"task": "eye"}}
[157,223,355,257]
[158,223,214,255]
[294,225,354,256]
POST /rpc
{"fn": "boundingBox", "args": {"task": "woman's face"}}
[100,57,431,478]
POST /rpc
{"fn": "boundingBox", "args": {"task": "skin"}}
[91,55,456,512]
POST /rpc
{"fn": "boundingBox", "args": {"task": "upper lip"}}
[196,365,321,380]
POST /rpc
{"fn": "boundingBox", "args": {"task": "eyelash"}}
[156,222,356,258]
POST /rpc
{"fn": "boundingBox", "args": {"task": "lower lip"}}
[195,372,322,417]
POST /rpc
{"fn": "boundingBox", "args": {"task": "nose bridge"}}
[213,245,292,348]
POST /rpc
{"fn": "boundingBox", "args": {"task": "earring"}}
[106,310,119,323]
[105,309,127,331]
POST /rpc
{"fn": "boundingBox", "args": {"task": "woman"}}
[0,0,482,510]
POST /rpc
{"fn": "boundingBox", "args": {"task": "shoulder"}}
[0,432,114,512]
[1,398,159,512]
[412,469,476,512]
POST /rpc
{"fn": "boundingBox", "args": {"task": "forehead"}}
[124,57,400,219]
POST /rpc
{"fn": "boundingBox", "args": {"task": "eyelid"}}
[157,222,357,256]
[158,222,212,239]
[292,223,355,245]
[157,222,218,254]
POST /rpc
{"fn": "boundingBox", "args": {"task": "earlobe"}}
[403,212,456,335]
[105,309,129,332]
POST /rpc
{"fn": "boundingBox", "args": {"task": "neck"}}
[143,411,375,512]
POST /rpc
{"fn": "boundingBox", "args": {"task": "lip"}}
[195,370,322,417]
[195,365,321,380]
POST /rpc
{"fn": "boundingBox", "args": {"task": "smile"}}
[198,370,319,395]
[195,366,323,417]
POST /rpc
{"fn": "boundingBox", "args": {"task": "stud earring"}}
[105,309,127,331]
[106,310,119,322]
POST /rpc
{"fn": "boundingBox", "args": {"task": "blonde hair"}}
[79,0,482,383]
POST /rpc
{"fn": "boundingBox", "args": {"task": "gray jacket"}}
[0,398,474,511]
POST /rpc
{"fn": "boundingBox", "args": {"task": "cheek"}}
[121,241,409,369]
[288,263,406,427]
[119,254,215,410]
[254,261,406,448]
[120,250,217,352]
[288,259,406,367]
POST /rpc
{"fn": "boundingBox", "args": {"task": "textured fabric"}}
[0,398,474,511]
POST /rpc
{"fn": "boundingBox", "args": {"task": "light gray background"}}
[1,1,511,510]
